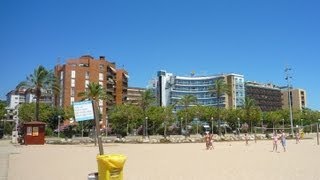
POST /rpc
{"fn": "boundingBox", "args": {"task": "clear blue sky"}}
[0,0,319,110]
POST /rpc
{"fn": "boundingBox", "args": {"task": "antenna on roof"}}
[191,71,195,77]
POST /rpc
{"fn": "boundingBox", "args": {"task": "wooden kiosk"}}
[23,121,46,145]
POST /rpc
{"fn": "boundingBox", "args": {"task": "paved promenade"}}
[0,140,18,180]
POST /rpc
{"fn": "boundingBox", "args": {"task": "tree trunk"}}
[35,89,41,121]
[93,100,104,155]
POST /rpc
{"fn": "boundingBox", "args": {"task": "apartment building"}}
[156,70,245,110]
[281,88,307,110]
[54,55,128,123]
[126,87,146,105]
[245,81,282,111]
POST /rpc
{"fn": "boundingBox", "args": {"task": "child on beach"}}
[280,130,287,152]
[272,131,279,152]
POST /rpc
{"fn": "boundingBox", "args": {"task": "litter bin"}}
[97,154,127,180]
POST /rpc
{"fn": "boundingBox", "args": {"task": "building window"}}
[71,70,76,78]
[60,71,64,80]
[70,97,75,105]
[99,81,103,86]
[71,79,75,87]
[99,73,104,81]
[99,64,104,70]
[85,71,90,79]
[85,80,90,87]
[71,88,75,97]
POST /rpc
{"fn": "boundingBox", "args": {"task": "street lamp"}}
[237,118,240,134]
[300,119,303,127]
[145,117,148,137]
[58,115,61,138]
[211,117,214,134]
[282,119,285,131]
[180,117,183,135]
[285,67,294,136]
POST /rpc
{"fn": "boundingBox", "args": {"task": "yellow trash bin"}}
[97,154,127,180]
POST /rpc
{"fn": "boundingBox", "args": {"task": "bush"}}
[45,127,54,136]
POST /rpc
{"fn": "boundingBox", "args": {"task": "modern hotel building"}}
[156,70,245,110]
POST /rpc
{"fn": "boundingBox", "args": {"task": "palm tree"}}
[209,78,230,135]
[178,94,197,133]
[243,97,257,133]
[139,89,155,136]
[139,89,155,112]
[17,65,58,121]
[78,82,107,155]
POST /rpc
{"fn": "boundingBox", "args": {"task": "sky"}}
[0,0,319,110]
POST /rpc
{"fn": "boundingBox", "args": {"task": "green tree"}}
[243,97,260,133]
[78,82,107,155]
[17,65,58,121]
[209,78,230,135]
[109,104,143,136]
[139,89,156,136]
[265,111,282,132]
[18,103,55,123]
[178,94,197,133]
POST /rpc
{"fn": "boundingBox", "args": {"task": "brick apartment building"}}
[54,55,128,124]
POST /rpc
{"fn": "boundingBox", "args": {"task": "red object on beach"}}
[22,121,46,145]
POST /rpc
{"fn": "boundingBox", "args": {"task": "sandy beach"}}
[8,139,320,180]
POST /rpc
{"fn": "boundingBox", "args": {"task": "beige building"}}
[126,87,146,105]
[281,88,307,110]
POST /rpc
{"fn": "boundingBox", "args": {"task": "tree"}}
[109,104,143,136]
[209,78,230,135]
[139,89,155,113]
[178,94,197,133]
[78,82,107,155]
[18,103,55,123]
[17,65,58,121]
[243,97,260,133]
[139,89,156,136]
[0,101,6,120]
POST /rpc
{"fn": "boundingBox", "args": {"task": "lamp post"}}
[181,117,183,135]
[282,119,285,131]
[285,67,294,136]
[211,117,214,134]
[237,118,240,135]
[57,115,61,138]
[317,119,320,145]
[300,119,303,127]
[145,117,148,137]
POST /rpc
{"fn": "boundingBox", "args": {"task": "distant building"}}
[126,87,146,105]
[5,88,54,122]
[155,70,245,110]
[54,55,129,124]
[245,81,282,111]
[281,88,307,110]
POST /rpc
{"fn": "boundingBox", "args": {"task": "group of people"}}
[272,130,287,152]
[204,129,301,152]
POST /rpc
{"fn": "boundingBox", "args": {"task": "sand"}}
[8,139,320,180]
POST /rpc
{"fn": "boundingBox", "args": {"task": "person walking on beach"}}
[205,132,210,150]
[295,131,300,144]
[280,130,287,152]
[244,133,249,145]
[209,133,214,150]
[272,131,279,152]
